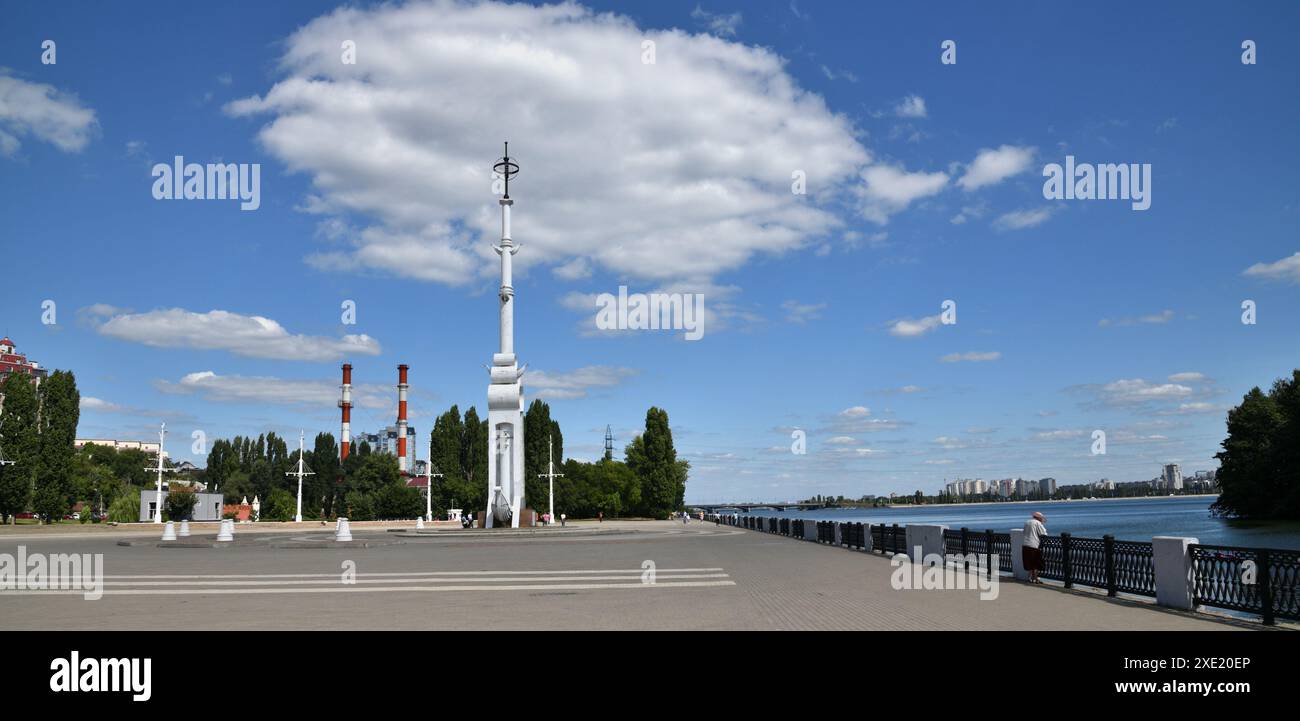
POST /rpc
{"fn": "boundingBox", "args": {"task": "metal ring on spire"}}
[493,141,519,198]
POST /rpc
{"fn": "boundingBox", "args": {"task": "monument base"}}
[473,509,539,529]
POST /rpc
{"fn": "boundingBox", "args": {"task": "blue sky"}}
[2,0,1298,502]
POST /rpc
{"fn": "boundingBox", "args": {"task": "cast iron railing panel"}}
[1112,539,1156,597]
[1068,535,1108,589]
[1191,544,1300,624]
[991,532,1012,573]
[1039,535,1065,582]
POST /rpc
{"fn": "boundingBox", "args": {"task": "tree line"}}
[0,370,81,522]
[422,401,687,521]
[0,360,690,524]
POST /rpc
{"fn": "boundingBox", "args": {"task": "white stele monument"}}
[486,143,526,528]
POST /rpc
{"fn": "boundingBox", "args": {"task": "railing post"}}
[1061,532,1073,589]
[1104,534,1117,597]
[1152,537,1198,610]
[985,529,995,579]
[960,527,969,572]
[1010,528,1028,581]
[1260,549,1274,626]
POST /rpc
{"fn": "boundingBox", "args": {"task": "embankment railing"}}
[723,512,1295,625]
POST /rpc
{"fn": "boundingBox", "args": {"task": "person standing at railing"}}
[1022,512,1048,584]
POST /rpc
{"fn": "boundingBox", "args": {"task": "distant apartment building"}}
[75,438,162,455]
[1162,463,1183,491]
[1039,478,1057,497]
[1093,478,1115,491]
[356,424,417,473]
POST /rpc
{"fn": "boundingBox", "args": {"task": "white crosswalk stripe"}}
[1,567,736,596]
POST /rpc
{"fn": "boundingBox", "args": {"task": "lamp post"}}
[143,423,168,523]
[287,430,315,523]
[537,434,563,526]
[424,459,443,523]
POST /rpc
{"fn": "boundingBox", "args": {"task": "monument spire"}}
[486,143,526,528]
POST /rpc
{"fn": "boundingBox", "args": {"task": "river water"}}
[736,496,1300,550]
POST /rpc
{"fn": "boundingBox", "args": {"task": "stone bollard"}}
[1009,529,1027,580]
[179,519,191,538]
[1152,536,1198,610]
[905,524,947,564]
[803,521,819,542]
[217,518,234,542]
[335,517,353,542]
[161,521,177,541]
[416,517,425,530]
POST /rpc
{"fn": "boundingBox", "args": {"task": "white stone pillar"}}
[803,522,818,542]
[1152,536,1198,610]
[905,524,947,563]
[1010,529,1028,581]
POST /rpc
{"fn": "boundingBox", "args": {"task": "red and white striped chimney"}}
[396,364,409,473]
[339,363,353,461]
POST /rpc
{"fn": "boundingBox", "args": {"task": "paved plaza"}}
[0,521,1271,631]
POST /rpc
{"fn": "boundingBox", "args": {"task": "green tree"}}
[343,490,375,521]
[107,486,141,523]
[625,407,688,518]
[348,453,400,496]
[0,371,40,521]
[310,432,339,519]
[373,480,423,519]
[221,471,254,505]
[556,458,639,518]
[32,370,79,522]
[260,488,296,522]
[164,488,196,521]
[523,399,554,512]
[1213,371,1300,519]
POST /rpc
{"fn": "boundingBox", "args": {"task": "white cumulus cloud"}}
[224,0,870,286]
[957,145,1035,191]
[1243,252,1300,284]
[0,72,98,156]
[94,308,380,362]
[888,314,942,337]
[155,371,391,409]
[527,365,639,400]
[855,164,948,224]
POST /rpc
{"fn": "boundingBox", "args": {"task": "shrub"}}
[107,488,141,523]
[164,488,196,521]
[261,488,296,522]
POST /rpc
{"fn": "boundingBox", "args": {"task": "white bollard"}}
[216,518,234,542]
[335,517,353,542]
[905,524,947,564]
[161,521,177,541]
[416,517,425,530]
[179,519,191,537]
[1152,536,1199,610]
[1010,529,1028,581]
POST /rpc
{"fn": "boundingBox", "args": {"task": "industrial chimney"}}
[396,364,409,473]
[339,363,353,461]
